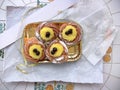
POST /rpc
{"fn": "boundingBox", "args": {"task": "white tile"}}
[1,0,15,10]
[39,0,49,2]
[23,0,31,4]
[91,84,103,90]
[26,2,37,6]
[108,0,120,13]
[0,73,13,90]
[113,26,120,44]
[0,83,8,90]
[112,45,120,63]
[0,61,3,71]
[0,9,6,20]
[106,76,120,90]
[103,64,112,74]
[31,0,37,2]
[104,0,111,3]
[10,0,25,6]
[3,82,19,90]
[0,0,4,6]
[102,86,109,90]
[0,80,2,85]
[74,84,92,90]
[111,64,120,77]
[0,71,3,79]
[112,13,120,25]
[15,82,27,90]
[103,73,109,83]
[26,83,34,90]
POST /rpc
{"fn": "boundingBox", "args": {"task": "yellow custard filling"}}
[50,43,64,57]
[29,44,43,59]
[62,25,77,41]
[40,27,54,41]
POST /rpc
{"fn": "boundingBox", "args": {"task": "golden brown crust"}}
[46,40,68,63]
[46,85,54,90]
[36,22,59,42]
[23,37,45,63]
[59,22,82,45]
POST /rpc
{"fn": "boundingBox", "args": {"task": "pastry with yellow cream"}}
[59,22,82,45]
[36,22,58,43]
[23,37,45,63]
[46,40,68,63]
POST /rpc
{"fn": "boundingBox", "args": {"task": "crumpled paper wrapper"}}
[3,0,117,83]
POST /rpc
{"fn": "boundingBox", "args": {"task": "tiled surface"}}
[74,84,93,90]
[0,9,5,20]
[22,0,31,4]
[111,64,120,77]
[1,0,15,10]
[112,13,120,25]
[113,26,120,44]
[103,73,109,83]
[0,61,3,71]
[112,45,120,63]
[26,83,34,90]
[9,0,25,6]
[103,64,112,74]
[0,0,120,90]
[108,0,120,13]
[14,82,27,90]
[102,86,109,90]
[106,76,120,90]
[3,82,18,90]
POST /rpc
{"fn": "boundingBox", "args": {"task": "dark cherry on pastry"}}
[23,37,45,63]
[59,21,82,45]
[36,22,59,43]
[46,40,68,63]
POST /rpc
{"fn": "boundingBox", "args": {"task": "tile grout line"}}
[104,72,120,79]
[114,23,120,26]
[24,1,37,6]
[111,11,120,15]
[21,0,26,5]
[25,83,29,90]
[29,0,32,3]
[105,84,111,90]
[100,32,113,89]
[112,44,120,45]
[101,68,112,89]
[107,0,112,4]
[0,8,5,11]
[25,82,27,90]
[13,82,20,90]
[8,0,17,6]
[103,0,113,17]
[0,20,5,21]
[101,63,112,90]
[0,0,4,8]
[104,63,120,64]
[0,78,9,90]
[102,42,120,89]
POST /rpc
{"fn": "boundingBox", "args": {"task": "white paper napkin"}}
[2,0,118,83]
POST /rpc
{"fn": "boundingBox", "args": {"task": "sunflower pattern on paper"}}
[0,23,5,60]
[0,23,5,33]
[103,46,112,62]
[34,82,74,90]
